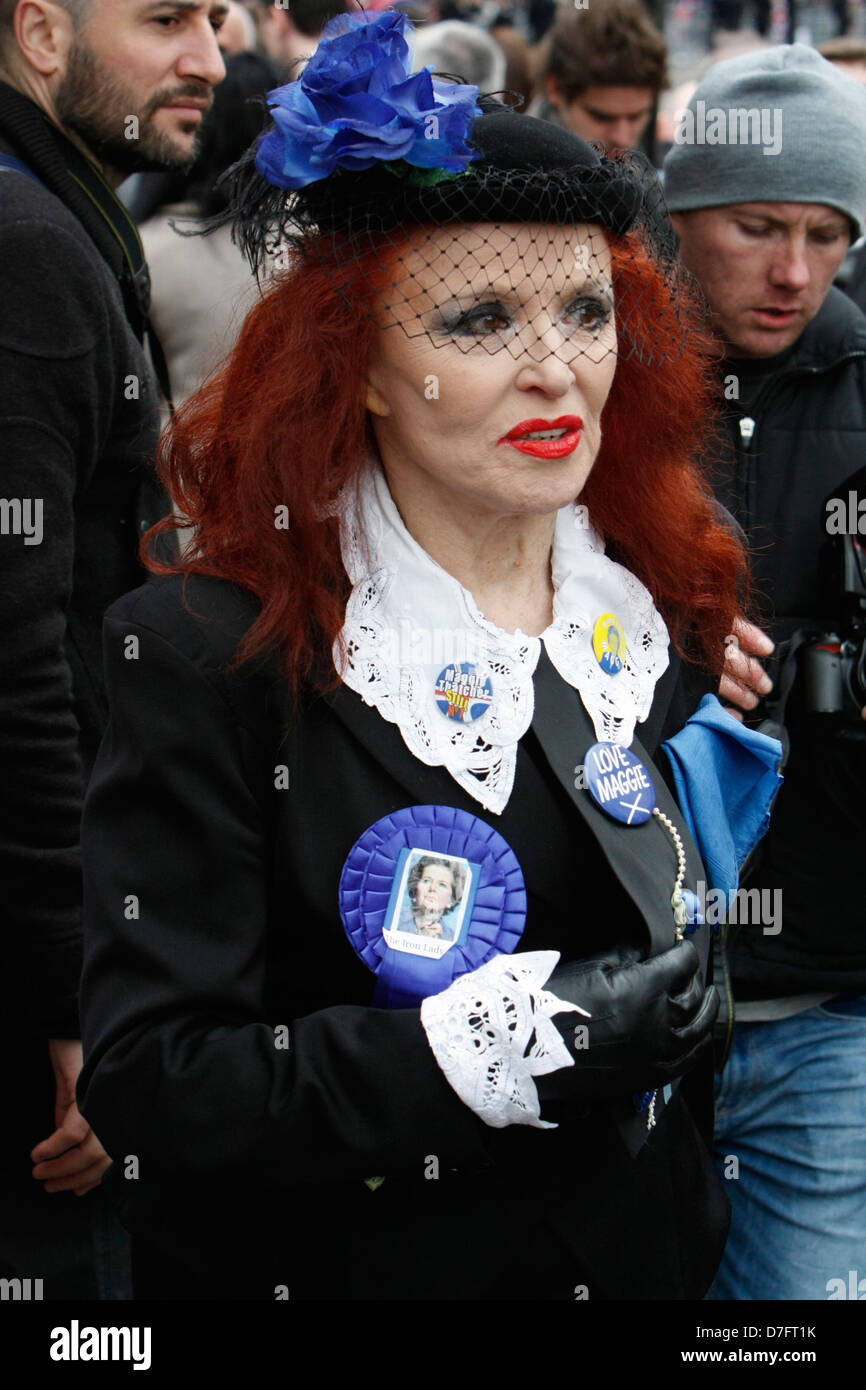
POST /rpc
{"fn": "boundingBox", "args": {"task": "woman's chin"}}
[490,475,596,518]
[496,450,598,513]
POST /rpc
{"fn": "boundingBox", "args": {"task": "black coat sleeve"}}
[77,590,490,1188]
[0,210,117,1038]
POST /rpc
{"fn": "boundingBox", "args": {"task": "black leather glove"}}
[537,940,719,1103]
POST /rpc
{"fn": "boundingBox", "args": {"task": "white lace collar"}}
[336,461,670,815]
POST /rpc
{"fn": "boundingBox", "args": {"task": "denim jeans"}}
[708,993,866,1301]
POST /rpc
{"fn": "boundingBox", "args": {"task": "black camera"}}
[800,474,866,723]
[754,470,866,737]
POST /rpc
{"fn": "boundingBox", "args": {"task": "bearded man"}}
[0,0,225,1297]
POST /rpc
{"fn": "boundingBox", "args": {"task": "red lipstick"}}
[498,415,583,459]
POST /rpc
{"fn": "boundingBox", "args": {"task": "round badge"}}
[339,805,526,1008]
[585,741,655,826]
[434,663,493,723]
[592,612,626,676]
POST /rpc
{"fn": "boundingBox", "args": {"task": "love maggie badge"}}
[339,805,526,1009]
[585,741,654,825]
[585,739,701,1131]
[584,741,695,942]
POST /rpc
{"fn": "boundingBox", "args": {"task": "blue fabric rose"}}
[255,11,482,190]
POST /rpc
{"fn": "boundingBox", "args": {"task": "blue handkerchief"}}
[661,695,783,898]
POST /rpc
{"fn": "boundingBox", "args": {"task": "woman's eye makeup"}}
[436,301,513,335]
[432,292,613,338]
[562,295,614,330]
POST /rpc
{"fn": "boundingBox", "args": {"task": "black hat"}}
[200,10,685,369]
[296,107,645,242]
[223,99,654,275]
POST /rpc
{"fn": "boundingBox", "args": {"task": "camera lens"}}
[801,640,844,715]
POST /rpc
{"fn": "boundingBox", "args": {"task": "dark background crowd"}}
[122,0,866,402]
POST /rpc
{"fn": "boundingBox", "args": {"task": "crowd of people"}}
[1,0,864,1308]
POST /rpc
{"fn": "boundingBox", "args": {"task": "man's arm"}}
[0,208,119,1184]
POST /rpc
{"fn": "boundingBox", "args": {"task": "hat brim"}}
[299,111,644,241]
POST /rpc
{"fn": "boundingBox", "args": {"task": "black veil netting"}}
[206,96,695,367]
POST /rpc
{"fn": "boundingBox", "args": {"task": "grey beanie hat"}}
[663,44,866,236]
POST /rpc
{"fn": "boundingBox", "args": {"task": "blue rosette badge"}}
[340,806,526,1009]
[254,10,482,191]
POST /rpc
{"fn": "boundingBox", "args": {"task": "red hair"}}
[145,231,745,694]
[584,240,745,669]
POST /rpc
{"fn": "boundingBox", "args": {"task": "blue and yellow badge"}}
[339,805,526,1009]
[592,612,626,676]
[434,663,493,723]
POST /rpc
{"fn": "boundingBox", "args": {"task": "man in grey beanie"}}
[663,44,866,1302]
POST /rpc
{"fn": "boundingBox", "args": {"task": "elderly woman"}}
[77,12,764,1302]
[401,855,466,939]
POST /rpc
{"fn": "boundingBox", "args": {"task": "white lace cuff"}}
[420,951,589,1131]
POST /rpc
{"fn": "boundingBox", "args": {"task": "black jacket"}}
[707,286,866,997]
[77,574,728,1301]
[0,86,167,1050]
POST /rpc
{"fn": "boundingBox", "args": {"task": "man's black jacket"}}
[0,87,166,1047]
[708,286,866,997]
